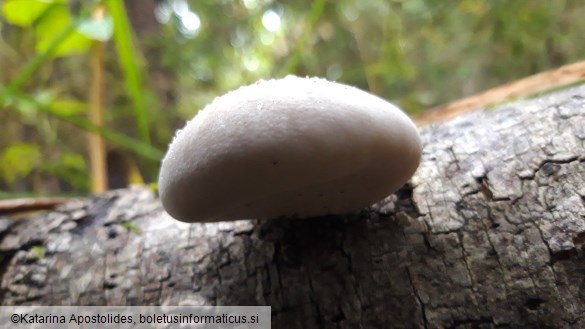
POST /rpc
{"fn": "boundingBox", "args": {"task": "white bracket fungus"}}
[158,75,422,222]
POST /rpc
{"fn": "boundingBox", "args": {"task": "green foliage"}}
[284,0,326,73]
[2,0,93,58]
[0,0,162,196]
[107,0,151,145]
[34,4,91,56]
[0,143,41,186]
[148,182,158,194]
[1,89,163,161]
[0,138,89,191]
[48,152,89,190]
[1,0,56,27]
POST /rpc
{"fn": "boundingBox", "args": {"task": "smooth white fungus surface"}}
[158,75,422,222]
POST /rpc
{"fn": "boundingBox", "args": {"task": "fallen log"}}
[1,85,584,328]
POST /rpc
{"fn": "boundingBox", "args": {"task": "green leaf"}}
[60,153,87,172]
[48,153,89,190]
[35,5,91,57]
[0,143,42,185]
[10,95,39,119]
[1,89,164,162]
[51,98,87,116]
[1,0,51,27]
[285,0,327,73]
[107,0,151,144]
[9,91,85,119]
[78,15,114,41]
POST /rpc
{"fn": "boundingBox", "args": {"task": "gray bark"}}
[1,86,584,329]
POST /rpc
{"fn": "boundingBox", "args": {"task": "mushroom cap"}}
[158,75,422,222]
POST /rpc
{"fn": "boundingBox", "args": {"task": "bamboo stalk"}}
[88,6,107,193]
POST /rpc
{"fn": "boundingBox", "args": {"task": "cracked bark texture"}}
[1,85,584,329]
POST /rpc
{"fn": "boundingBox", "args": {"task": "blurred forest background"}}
[0,0,584,198]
